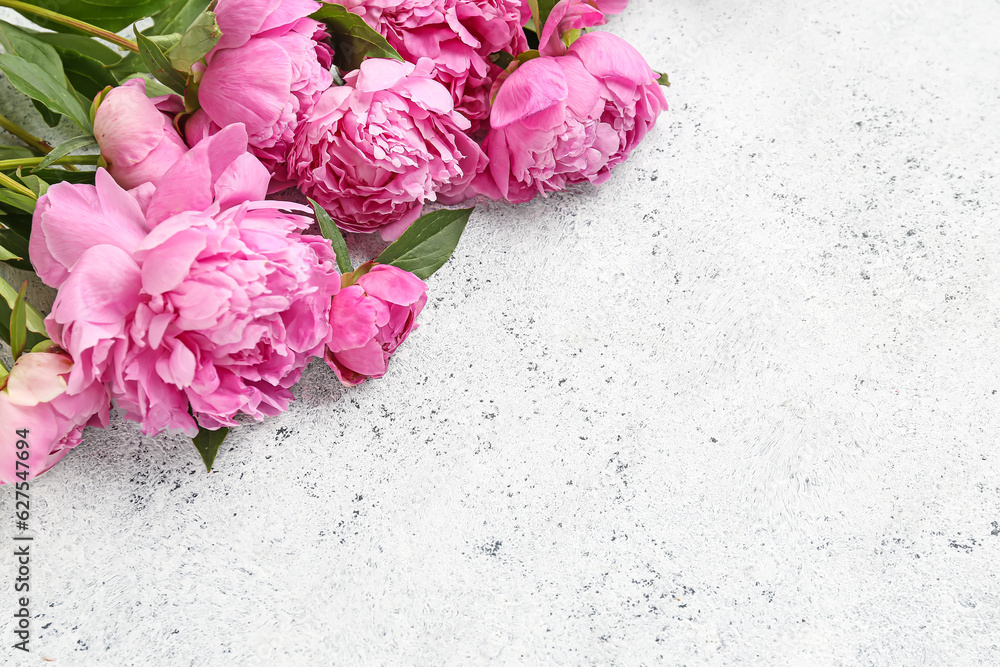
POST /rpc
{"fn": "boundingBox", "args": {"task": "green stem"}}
[0,112,52,154]
[0,0,139,53]
[0,171,35,199]
[0,155,99,171]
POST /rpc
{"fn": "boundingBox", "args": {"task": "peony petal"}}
[4,352,71,407]
[490,57,568,129]
[199,39,293,136]
[328,285,379,352]
[357,58,415,93]
[51,244,142,325]
[357,265,428,307]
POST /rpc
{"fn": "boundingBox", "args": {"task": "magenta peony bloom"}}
[473,29,666,203]
[188,0,333,188]
[1,350,110,484]
[93,79,188,190]
[289,57,486,240]
[335,0,528,129]
[31,125,341,436]
[326,264,427,386]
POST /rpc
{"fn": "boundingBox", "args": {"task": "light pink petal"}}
[146,124,250,226]
[328,285,379,352]
[93,79,164,165]
[213,0,281,51]
[199,39,293,136]
[213,152,272,209]
[141,228,208,295]
[333,337,387,376]
[357,58,415,93]
[4,353,71,406]
[357,265,428,307]
[51,244,142,325]
[491,57,568,129]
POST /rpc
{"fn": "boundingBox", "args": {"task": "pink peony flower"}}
[31,125,341,436]
[1,349,110,484]
[326,264,427,386]
[289,57,486,240]
[188,0,334,188]
[473,27,666,203]
[93,78,188,190]
[335,0,528,130]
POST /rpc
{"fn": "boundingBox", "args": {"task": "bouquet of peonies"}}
[0,0,667,482]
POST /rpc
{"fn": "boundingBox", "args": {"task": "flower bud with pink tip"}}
[0,349,110,484]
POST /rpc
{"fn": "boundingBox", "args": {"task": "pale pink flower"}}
[289,57,486,239]
[31,125,340,436]
[0,350,110,484]
[93,78,187,190]
[326,264,427,386]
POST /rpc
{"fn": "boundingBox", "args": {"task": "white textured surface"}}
[3,0,1000,664]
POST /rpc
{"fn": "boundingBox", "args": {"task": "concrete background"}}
[2,0,999,664]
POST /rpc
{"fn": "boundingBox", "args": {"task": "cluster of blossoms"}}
[0,0,666,483]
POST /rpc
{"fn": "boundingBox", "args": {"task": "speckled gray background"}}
[2,0,999,664]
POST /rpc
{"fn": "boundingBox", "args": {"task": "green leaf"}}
[9,281,27,360]
[308,198,353,275]
[191,426,228,472]
[136,31,187,94]
[169,10,220,73]
[29,168,95,187]
[0,276,45,336]
[0,20,64,76]
[46,44,120,99]
[0,146,35,163]
[0,54,93,131]
[15,0,176,33]
[375,208,473,280]
[0,243,19,262]
[16,170,49,198]
[32,135,97,172]
[151,0,214,36]
[31,100,64,128]
[310,5,403,71]
[34,32,121,66]
[0,222,31,270]
[0,189,35,215]
[656,71,670,87]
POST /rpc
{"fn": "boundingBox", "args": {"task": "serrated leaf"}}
[32,135,97,172]
[375,208,473,280]
[0,277,45,336]
[310,5,403,71]
[169,10,220,72]
[656,71,670,87]
[191,425,228,472]
[9,281,27,360]
[136,31,187,94]
[0,54,92,131]
[151,0,214,36]
[308,198,353,275]
[14,0,176,33]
